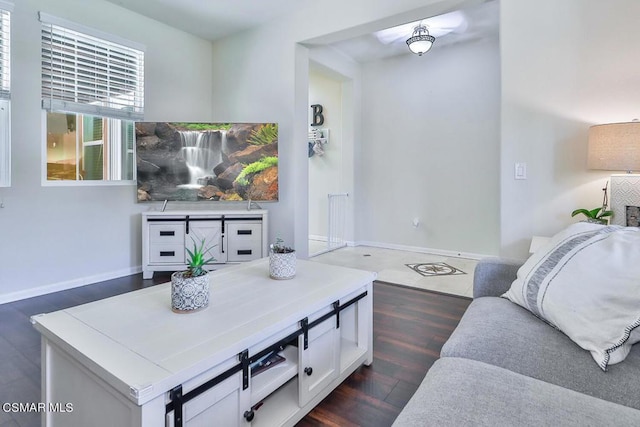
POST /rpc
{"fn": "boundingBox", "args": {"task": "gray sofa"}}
[393,258,640,426]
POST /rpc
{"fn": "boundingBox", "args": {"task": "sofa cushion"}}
[502,222,640,370]
[441,297,640,410]
[392,357,640,427]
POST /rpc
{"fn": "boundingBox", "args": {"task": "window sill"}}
[41,179,137,187]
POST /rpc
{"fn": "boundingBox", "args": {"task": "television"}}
[136,122,278,202]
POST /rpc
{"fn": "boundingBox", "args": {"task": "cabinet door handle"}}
[159,231,175,236]
[237,229,252,235]
[237,250,252,255]
[304,367,313,376]
[160,251,175,257]
[244,410,254,422]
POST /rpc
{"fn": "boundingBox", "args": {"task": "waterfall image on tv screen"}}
[136,122,278,202]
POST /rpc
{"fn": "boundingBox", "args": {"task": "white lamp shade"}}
[588,122,640,172]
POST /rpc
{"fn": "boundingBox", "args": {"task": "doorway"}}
[307,60,356,256]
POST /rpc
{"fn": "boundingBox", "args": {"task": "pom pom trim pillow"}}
[503,222,640,371]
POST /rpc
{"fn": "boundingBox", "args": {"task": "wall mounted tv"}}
[136,122,278,202]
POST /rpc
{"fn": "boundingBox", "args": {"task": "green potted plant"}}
[269,238,296,280]
[171,238,216,313]
[571,207,613,225]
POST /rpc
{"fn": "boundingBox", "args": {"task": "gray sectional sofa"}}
[393,258,640,426]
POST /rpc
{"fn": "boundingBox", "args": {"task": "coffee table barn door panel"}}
[298,318,340,407]
[165,373,247,427]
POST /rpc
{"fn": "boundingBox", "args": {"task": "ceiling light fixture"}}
[406,24,435,56]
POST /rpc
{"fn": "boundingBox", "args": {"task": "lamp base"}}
[610,174,640,226]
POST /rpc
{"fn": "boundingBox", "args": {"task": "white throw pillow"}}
[503,222,640,371]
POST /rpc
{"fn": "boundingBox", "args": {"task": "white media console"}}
[141,209,268,279]
[32,259,375,426]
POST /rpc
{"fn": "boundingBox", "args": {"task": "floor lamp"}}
[588,122,640,227]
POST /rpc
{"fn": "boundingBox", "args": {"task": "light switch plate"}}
[515,162,527,180]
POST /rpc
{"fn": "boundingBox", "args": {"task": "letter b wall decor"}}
[311,104,325,126]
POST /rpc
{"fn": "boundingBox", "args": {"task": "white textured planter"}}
[269,251,296,280]
[171,271,210,313]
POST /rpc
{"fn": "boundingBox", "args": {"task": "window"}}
[46,112,135,181]
[40,13,144,183]
[0,1,11,187]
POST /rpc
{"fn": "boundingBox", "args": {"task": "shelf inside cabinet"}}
[250,345,298,405]
[251,378,300,427]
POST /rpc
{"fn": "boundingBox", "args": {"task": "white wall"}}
[0,0,213,302]
[307,47,362,249]
[211,0,488,257]
[308,68,344,241]
[222,0,638,261]
[211,23,303,254]
[500,0,640,258]
[7,0,631,301]
[358,36,500,256]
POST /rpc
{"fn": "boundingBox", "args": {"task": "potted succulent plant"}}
[571,207,613,225]
[171,238,216,313]
[269,238,296,280]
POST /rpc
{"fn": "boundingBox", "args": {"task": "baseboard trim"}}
[0,266,143,305]
[308,235,356,248]
[354,240,491,260]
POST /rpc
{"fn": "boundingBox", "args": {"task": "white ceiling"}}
[328,1,499,63]
[104,0,308,41]
[105,0,498,62]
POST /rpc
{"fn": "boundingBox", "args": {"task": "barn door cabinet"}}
[142,209,268,279]
[164,287,372,427]
[33,259,374,427]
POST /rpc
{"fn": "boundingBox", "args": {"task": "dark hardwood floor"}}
[298,282,471,427]
[0,275,470,427]
[0,272,173,427]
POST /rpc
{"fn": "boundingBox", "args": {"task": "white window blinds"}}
[0,2,11,101]
[40,13,144,121]
[0,1,11,187]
